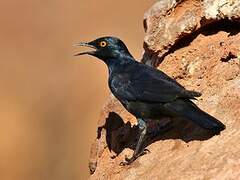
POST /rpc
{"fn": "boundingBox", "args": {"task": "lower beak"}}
[73,42,97,56]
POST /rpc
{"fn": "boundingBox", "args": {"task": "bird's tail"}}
[167,99,226,132]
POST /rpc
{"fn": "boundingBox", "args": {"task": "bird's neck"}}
[106,55,134,75]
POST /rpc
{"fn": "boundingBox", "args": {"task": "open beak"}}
[73,42,97,56]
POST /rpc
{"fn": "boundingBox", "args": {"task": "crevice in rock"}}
[143,19,240,67]
[166,20,240,58]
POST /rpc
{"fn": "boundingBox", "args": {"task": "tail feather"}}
[167,99,226,132]
[180,89,202,99]
[186,90,202,97]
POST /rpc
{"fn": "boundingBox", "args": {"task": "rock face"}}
[89,0,240,179]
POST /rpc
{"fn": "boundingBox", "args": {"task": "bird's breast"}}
[108,73,132,99]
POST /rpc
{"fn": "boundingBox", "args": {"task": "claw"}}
[120,156,137,166]
[119,161,128,166]
[119,149,150,166]
[142,148,150,154]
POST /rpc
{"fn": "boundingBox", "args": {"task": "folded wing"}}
[111,66,201,103]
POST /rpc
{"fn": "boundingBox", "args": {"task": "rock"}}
[143,0,240,66]
[89,0,240,179]
[203,0,240,20]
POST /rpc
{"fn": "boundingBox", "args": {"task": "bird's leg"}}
[133,118,148,157]
[120,118,149,165]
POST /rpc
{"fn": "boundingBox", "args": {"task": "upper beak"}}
[73,42,97,56]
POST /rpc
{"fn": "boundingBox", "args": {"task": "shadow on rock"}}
[98,112,222,156]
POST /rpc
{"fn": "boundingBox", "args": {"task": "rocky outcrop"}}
[89,0,240,179]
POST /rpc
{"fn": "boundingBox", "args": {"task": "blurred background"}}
[0,1,153,179]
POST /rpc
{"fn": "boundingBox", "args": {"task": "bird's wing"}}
[111,65,201,103]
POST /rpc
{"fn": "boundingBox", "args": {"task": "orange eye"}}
[99,41,107,47]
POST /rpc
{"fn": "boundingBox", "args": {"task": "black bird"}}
[74,36,225,165]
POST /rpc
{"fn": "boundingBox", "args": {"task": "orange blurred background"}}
[0,1,153,179]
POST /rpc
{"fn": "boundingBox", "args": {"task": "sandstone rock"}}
[89,0,240,179]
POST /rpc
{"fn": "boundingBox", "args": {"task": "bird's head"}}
[74,36,133,62]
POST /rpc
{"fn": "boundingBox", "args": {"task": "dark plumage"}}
[75,36,225,165]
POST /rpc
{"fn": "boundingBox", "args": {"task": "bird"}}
[74,36,226,165]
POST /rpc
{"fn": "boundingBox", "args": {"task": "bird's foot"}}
[120,149,150,166]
